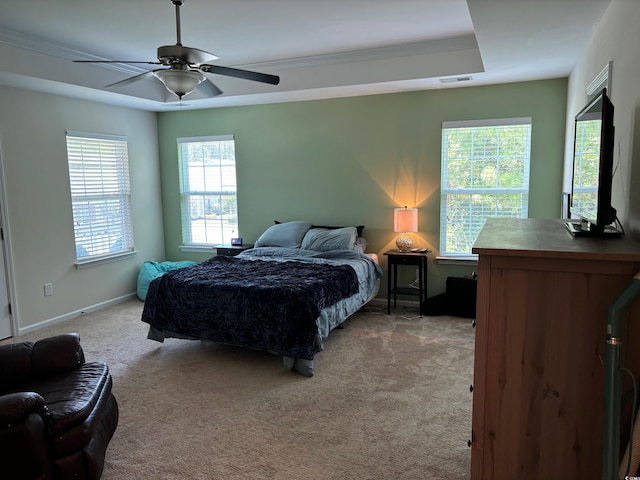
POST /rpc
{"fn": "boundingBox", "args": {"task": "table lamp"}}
[394,206,418,251]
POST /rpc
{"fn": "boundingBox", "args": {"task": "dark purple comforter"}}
[141,255,359,359]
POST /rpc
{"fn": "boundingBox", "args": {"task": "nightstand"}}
[215,244,254,256]
[383,249,430,316]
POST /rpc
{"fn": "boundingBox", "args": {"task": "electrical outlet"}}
[44,283,53,297]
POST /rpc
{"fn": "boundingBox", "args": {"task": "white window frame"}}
[177,135,238,250]
[66,130,135,267]
[440,118,532,259]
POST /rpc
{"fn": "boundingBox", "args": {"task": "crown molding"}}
[239,34,479,70]
[0,27,147,76]
[1,26,478,75]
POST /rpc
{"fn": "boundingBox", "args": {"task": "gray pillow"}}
[300,227,358,252]
[254,221,313,248]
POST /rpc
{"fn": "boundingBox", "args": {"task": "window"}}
[571,116,601,217]
[178,135,238,246]
[66,131,134,261]
[440,118,532,256]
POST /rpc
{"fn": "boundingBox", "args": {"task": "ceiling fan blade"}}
[182,47,219,65]
[105,70,158,88]
[200,64,280,85]
[195,78,223,98]
[74,60,162,65]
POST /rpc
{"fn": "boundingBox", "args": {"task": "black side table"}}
[383,249,430,316]
[215,244,254,256]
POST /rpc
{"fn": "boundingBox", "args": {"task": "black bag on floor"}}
[423,275,477,318]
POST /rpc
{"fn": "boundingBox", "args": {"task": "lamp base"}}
[395,234,413,252]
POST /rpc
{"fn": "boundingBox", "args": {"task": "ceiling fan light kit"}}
[74,0,279,102]
[154,69,206,99]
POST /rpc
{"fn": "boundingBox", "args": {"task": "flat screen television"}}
[565,88,621,237]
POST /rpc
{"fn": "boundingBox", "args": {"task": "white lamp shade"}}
[394,207,418,233]
[154,70,205,98]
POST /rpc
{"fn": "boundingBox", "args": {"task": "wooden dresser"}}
[470,218,640,479]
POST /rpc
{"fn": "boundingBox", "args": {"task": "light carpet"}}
[3,299,475,479]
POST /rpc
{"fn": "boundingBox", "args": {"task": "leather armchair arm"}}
[0,392,49,427]
[0,393,55,480]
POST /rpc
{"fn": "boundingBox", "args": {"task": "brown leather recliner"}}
[0,333,118,480]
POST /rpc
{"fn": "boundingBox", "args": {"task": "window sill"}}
[179,245,217,253]
[436,255,478,266]
[75,250,138,269]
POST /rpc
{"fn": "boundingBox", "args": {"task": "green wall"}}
[157,78,567,298]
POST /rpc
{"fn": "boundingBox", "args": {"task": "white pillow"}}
[354,237,368,253]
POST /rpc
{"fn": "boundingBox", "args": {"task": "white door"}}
[0,228,10,340]
[0,149,11,339]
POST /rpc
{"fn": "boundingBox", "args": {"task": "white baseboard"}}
[19,292,138,336]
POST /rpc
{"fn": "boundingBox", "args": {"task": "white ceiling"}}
[0,0,611,112]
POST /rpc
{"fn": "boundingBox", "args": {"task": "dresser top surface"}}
[472,218,640,261]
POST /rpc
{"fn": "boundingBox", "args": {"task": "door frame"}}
[0,147,18,338]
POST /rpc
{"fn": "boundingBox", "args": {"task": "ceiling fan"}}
[74,0,280,101]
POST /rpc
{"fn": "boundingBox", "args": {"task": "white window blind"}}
[66,131,134,260]
[440,118,532,256]
[178,135,238,245]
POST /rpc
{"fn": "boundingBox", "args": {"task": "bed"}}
[141,221,382,376]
